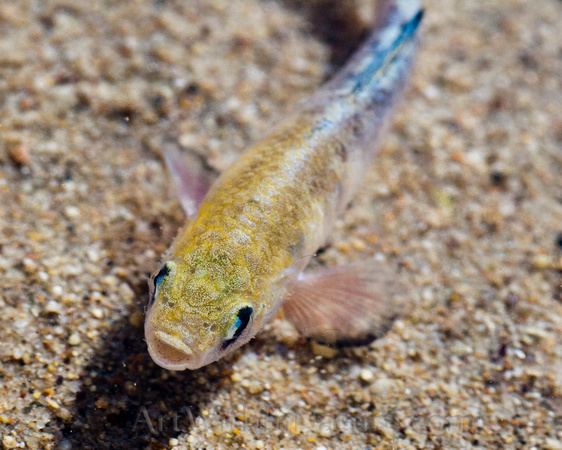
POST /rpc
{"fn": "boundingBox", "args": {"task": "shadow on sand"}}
[55,310,237,449]
[281,0,370,69]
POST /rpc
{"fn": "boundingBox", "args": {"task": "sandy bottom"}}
[0,0,560,449]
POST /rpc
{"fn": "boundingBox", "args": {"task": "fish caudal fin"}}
[163,144,212,218]
[376,0,422,24]
[282,260,410,346]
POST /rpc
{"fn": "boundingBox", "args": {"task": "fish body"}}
[145,0,423,370]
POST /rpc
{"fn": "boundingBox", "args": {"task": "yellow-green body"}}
[145,0,421,370]
[150,106,359,367]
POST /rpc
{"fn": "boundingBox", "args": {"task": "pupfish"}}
[145,0,423,370]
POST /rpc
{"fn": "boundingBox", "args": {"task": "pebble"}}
[318,424,333,438]
[44,300,63,314]
[64,206,81,219]
[90,307,104,319]
[37,271,49,282]
[67,333,81,346]
[230,372,242,383]
[310,341,337,359]
[7,144,31,166]
[287,421,300,435]
[128,310,144,328]
[371,378,398,398]
[45,398,60,410]
[2,436,18,449]
[359,368,374,383]
[531,254,561,270]
[271,319,300,345]
[545,438,562,450]
[51,285,63,297]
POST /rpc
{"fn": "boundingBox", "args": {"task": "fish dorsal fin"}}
[282,260,410,346]
[163,144,212,219]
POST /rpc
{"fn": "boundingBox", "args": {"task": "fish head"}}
[144,250,275,370]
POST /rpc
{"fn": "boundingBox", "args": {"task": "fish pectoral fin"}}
[163,143,213,219]
[282,260,410,346]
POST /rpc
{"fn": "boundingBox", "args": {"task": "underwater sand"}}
[0,0,560,448]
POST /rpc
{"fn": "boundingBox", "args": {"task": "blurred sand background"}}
[0,0,561,448]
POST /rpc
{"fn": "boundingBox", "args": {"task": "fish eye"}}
[222,306,253,349]
[154,264,170,289]
[148,261,174,307]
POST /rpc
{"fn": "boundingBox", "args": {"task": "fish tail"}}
[325,0,423,95]
[375,0,423,28]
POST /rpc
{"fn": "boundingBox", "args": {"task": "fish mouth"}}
[146,330,196,371]
[143,311,207,371]
[144,311,218,371]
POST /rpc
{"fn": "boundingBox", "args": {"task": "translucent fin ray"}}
[282,260,410,346]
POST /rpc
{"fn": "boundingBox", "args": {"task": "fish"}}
[145,0,423,370]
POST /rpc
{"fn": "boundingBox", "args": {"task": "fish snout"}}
[146,328,196,370]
